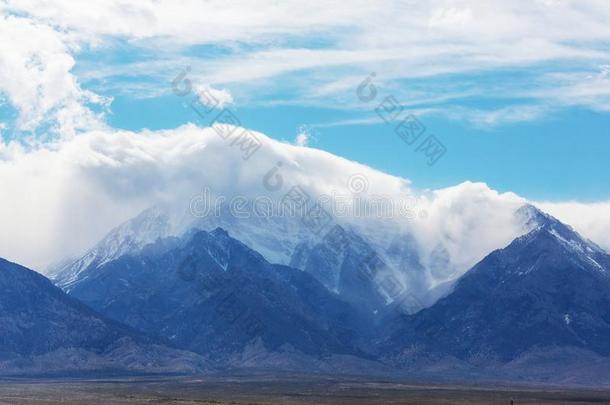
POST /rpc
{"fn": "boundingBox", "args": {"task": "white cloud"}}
[414,182,525,276]
[294,132,309,147]
[535,200,610,252]
[0,14,109,137]
[0,120,607,317]
[3,0,610,119]
[532,68,610,112]
[293,124,320,146]
[196,85,233,109]
[1,0,379,45]
[445,105,551,127]
[0,124,408,270]
[0,122,604,280]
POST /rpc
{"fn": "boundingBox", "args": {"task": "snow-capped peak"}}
[53,205,175,288]
[515,204,608,274]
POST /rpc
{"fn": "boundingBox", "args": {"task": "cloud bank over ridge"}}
[1,123,605,277]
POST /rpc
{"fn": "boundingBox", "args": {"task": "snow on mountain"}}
[53,206,176,290]
[514,204,610,276]
[63,227,373,364]
[4,123,609,286]
[382,208,610,375]
[187,204,314,267]
[53,200,538,312]
[44,126,562,307]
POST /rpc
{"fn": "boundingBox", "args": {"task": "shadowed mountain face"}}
[383,206,610,365]
[0,258,206,375]
[0,258,131,356]
[64,228,373,362]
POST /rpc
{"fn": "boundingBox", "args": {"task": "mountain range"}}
[62,227,373,366]
[0,257,206,376]
[2,202,610,384]
[380,205,610,383]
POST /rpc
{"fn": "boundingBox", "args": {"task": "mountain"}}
[382,205,610,373]
[27,201,610,383]
[290,226,387,312]
[51,204,425,314]
[52,206,174,290]
[52,203,469,318]
[289,225,431,315]
[190,204,316,267]
[62,227,375,369]
[50,179,532,312]
[0,257,206,376]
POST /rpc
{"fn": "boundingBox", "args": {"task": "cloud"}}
[532,68,610,112]
[1,0,380,46]
[444,104,551,128]
[0,124,408,270]
[0,122,602,280]
[196,85,234,109]
[293,124,320,146]
[413,182,526,276]
[3,1,610,122]
[534,200,610,253]
[0,119,607,316]
[0,14,109,137]
[294,132,309,147]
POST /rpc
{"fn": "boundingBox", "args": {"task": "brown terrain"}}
[1,374,610,405]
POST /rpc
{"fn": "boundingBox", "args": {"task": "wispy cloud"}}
[2,0,610,129]
[444,104,552,128]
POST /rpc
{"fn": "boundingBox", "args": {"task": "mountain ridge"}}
[382,205,610,370]
[61,227,376,367]
[0,257,208,376]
